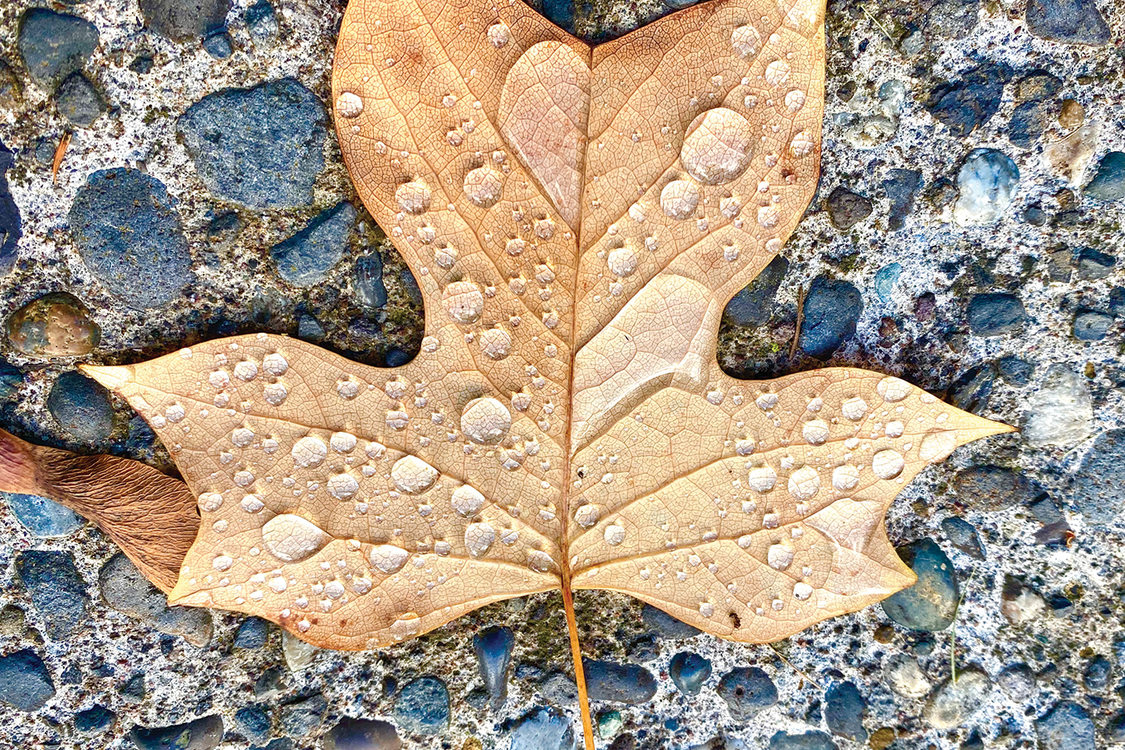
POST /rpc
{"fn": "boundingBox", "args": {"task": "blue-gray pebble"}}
[967,293,1026,336]
[47,371,114,443]
[15,549,88,639]
[1073,428,1125,526]
[271,201,356,286]
[881,538,959,631]
[583,659,657,704]
[769,731,839,750]
[824,681,867,742]
[668,652,711,696]
[716,667,777,720]
[6,492,82,537]
[130,715,224,750]
[17,9,99,89]
[509,708,576,750]
[0,649,55,711]
[323,717,402,750]
[1085,152,1125,200]
[393,677,449,735]
[473,625,514,707]
[798,277,862,359]
[1035,701,1095,750]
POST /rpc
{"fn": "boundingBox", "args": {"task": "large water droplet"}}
[802,419,829,445]
[451,485,486,516]
[788,465,820,500]
[731,25,761,57]
[262,514,328,562]
[603,523,626,545]
[841,397,868,421]
[479,328,512,360]
[832,464,859,491]
[327,473,359,499]
[336,91,364,118]
[396,181,431,214]
[442,280,484,323]
[463,167,503,208]
[390,455,439,494]
[461,397,511,445]
[660,179,700,220]
[767,543,794,571]
[465,521,496,557]
[369,543,409,574]
[291,435,328,467]
[680,108,753,185]
[607,245,638,277]
[872,449,905,479]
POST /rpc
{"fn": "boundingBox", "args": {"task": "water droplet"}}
[660,179,700,220]
[233,361,258,381]
[574,504,600,527]
[764,60,791,86]
[451,485,486,516]
[527,550,554,572]
[262,353,289,376]
[166,404,186,423]
[505,237,525,256]
[767,543,794,571]
[212,554,233,571]
[680,108,754,185]
[330,432,357,453]
[607,245,637,277]
[802,419,829,445]
[877,377,910,403]
[487,22,510,47]
[390,455,439,494]
[790,130,815,157]
[390,613,421,640]
[736,438,755,455]
[336,91,363,118]
[785,89,806,111]
[793,582,813,600]
[885,420,904,438]
[788,465,820,500]
[327,473,359,499]
[369,543,409,574]
[535,218,556,239]
[479,328,512,360]
[395,181,431,214]
[463,167,503,208]
[841,397,868,421]
[731,24,761,57]
[872,449,905,479]
[234,470,255,487]
[442,280,484,323]
[465,521,496,556]
[461,397,511,444]
[292,436,328,467]
[263,382,288,405]
[434,245,458,269]
[757,205,780,228]
[832,464,859,491]
[199,492,223,512]
[262,514,328,562]
[603,524,626,545]
[748,466,777,492]
[241,494,265,513]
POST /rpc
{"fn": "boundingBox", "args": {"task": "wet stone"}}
[947,363,995,415]
[324,717,403,750]
[473,625,514,707]
[15,550,88,639]
[5,492,82,537]
[0,358,21,400]
[926,64,1008,136]
[883,168,922,231]
[0,649,55,711]
[1026,0,1110,45]
[668,652,711,696]
[1035,701,1096,750]
[1009,100,1054,148]
[967,293,1026,336]
[99,553,213,647]
[1001,576,1047,624]
[723,255,787,327]
[234,617,270,649]
[825,186,872,230]
[235,705,271,742]
[75,704,116,734]
[280,693,326,736]
[356,251,388,309]
[246,0,280,44]
[1073,310,1112,340]
[874,263,901,302]
[130,715,224,750]
[1073,428,1125,526]
[1084,151,1125,200]
[924,669,991,729]
[393,676,449,735]
[539,670,578,705]
[626,634,657,662]
[997,356,1033,385]
[996,663,1036,701]
[509,708,576,750]
[1023,364,1092,447]
[69,168,193,309]
[1014,71,1062,102]
[1074,246,1115,279]
[769,730,838,750]
[798,277,863,359]
[17,9,99,89]
[47,370,114,444]
[6,292,100,357]
[55,72,106,127]
[941,517,985,559]
[203,31,233,60]
[584,659,657,704]
[881,539,958,631]
[884,654,931,698]
[119,672,145,702]
[953,465,1032,512]
[925,0,980,37]
[139,0,230,41]
[597,710,623,740]
[1082,655,1110,690]
[271,201,356,286]
[716,667,777,720]
[953,149,1019,225]
[177,79,327,209]
[0,141,19,275]
[824,681,867,741]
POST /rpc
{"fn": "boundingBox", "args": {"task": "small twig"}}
[52,132,71,185]
[861,5,894,43]
[790,285,806,359]
[769,643,823,690]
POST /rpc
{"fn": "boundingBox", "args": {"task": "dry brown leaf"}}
[0,427,196,592]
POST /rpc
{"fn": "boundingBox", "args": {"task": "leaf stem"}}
[562,573,596,750]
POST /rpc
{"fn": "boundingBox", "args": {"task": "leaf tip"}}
[80,364,133,393]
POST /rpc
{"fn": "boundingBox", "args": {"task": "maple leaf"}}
[0,0,1013,744]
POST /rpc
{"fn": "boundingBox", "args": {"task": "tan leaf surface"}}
[75,0,1012,656]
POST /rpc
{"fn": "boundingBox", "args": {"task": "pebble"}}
[996,663,1036,700]
[584,659,657,704]
[597,710,623,739]
[246,0,280,44]
[324,717,403,750]
[0,357,21,400]
[1022,364,1092,447]
[279,693,326,736]
[234,617,270,649]
[1026,0,1110,45]
[130,716,224,750]
[881,539,959,631]
[55,72,106,127]
[282,630,317,670]
[271,201,356,286]
[967,292,1026,336]
[1073,428,1125,526]
[947,363,995,415]
[1084,151,1125,200]
[923,669,991,729]
[716,667,777,720]
[75,704,116,734]
[17,9,99,89]
[1000,576,1047,625]
[15,550,88,639]
[393,676,449,735]
[1035,701,1096,750]
[0,649,55,711]
[884,654,931,698]
[473,625,514,707]
[539,670,578,704]
[996,356,1033,385]
[768,730,838,750]
[927,64,1007,136]
[509,708,576,750]
[925,0,980,37]
[6,492,83,537]
[203,31,234,60]
[941,517,984,559]
[1082,655,1110,690]
[883,169,922,230]
[235,705,271,741]
[356,251,388,309]
[873,263,901,302]
[139,0,230,41]
[68,168,193,309]
[1074,247,1115,279]
[119,672,145,702]
[668,652,711,696]
[722,256,788,327]
[825,186,872,230]
[6,292,100,356]
[1008,100,1053,148]
[953,465,1032,512]
[98,553,213,647]
[0,142,18,275]
[824,681,867,741]
[1073,310,1112,340]
[177,79,327,208]
[1014,71,1062,102]
[798,277,863,359]
[47,370,115,443]
[953,149,1019,225]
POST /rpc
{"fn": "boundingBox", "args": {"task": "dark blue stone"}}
[1074,247,1115,279]
[798,277,862,359]
[399,267,422,304]
[177,78,327,208]
[642,604,700,639]
[75,704,116,733]
[0,649,55,711]
[245,0,279,43]
[394,677,450,735]
[947,363,995,415]
[15,549,88,639]
[297,314,325,342]
[824,681,867,741]
[6,492,82,537]
[139,0,230,41]
[55,71,105,127]
[271,202,356,286]
[1074,428,1125,526]
[1108,711,1125,742]
[234,617,269,649]
[203,31,233,59]
[583,659,657,704]
[508,707,575,750]
[1008,100,1052,148]
[1035,701,1095,750]
[883,168,922,231]
[1086,152,1125,200]
[130,715,224,750]
[120,672,145,702]
[769,731,838,750]
[1073,310,1112,341]
[941,517,985,559]
[927,64,1008,136]
[716,667,777,719]
[68,168,193,309]
[967,293,1026,336]
[17,9,99,88]
[1083,655,1110,690]
[473,625,515,707]
[996,356,1033,385]
[1027,0,1110,45]
[724,255,788,327]
[356,250,387,309]
[323,717,402,749]
[47,370,114,443]
[235,705,271,741]
[668,652,711,696]
[0,141,20,275]
[279,693,326,737]
[881,539,958,631]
